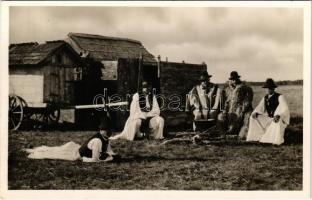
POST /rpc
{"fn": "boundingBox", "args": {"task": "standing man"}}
[246,78,290,145]
[221,71,253,138]
[110,81,164,141]
[186,71,223,131]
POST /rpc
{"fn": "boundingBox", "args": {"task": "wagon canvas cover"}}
[9,74,44,104]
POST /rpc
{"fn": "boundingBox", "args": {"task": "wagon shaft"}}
[72,101,128,109]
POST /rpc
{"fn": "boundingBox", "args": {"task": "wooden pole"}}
[70,101,128,109]
[157,55,161,78]
[137,53,143,92]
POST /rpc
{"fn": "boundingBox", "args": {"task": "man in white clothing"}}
[246,78,290,145]
[110,81,164,141]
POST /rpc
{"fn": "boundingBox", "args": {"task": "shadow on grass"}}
[284,116,303,144]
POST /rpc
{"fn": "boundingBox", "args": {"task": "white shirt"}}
[82,138,114,162]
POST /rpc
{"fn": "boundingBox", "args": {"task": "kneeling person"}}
[246,78,290,145]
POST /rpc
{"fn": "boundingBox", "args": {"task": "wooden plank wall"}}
[43,65,60,103]
[159,62,206,104]
[159,61,207,128]
[113,58,140,130]
[117,58,140,97]
[43,48,77,105]
[113,59,207,129]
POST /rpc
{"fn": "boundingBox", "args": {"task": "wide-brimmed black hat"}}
[263,78,278,88]
[199,71,212,81]
[229,71,241,80]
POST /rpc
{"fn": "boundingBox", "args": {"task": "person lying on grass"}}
[25,120,118,162]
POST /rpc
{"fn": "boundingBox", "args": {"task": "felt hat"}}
[229,71,241,80]
[199,71,212,81]
[263,78,278,88]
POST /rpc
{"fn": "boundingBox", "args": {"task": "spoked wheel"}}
[44,105,60,125]
[9,95,24,130]
[30,105,60,129]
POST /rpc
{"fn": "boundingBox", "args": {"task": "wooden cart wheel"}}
[29,105,60,129]
[44,105,60,125]
[18,96,33,119]
[9,95,24,130]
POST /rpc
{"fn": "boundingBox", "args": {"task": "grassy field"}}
[8,85,303,190]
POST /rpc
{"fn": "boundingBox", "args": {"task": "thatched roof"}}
[67,33,156,63]
[9,40,78,66]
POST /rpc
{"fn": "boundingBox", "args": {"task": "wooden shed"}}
[66,33,159,129]
[9,40,81,106]
[66,32,158,94]
[9,40,82,129]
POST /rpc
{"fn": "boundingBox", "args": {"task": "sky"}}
[9,6,303,83]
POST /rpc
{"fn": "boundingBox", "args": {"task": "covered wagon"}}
[9,40,81,130]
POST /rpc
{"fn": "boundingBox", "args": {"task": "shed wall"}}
[159,62,207,128]
[42,48,78,105]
